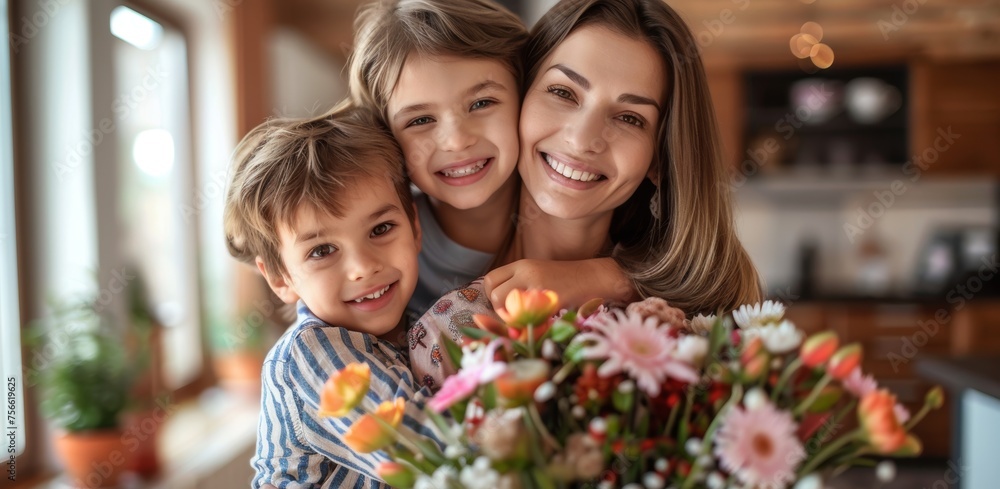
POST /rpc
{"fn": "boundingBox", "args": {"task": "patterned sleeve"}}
[252,325,442,488]
[407,279,500,392]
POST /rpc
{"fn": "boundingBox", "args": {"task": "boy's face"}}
[386,54,520,210]
[257,175,421,337]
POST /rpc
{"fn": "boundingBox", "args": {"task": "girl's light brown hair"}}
[526,0,763,314]
[223,102,414,279]
[347,0,529,118]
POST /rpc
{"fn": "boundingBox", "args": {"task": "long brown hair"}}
[525,0,763,314]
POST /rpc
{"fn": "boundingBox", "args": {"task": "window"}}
[0,0,25,460]
[109,5,203,389]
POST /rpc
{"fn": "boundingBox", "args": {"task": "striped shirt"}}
[252,301,442,488]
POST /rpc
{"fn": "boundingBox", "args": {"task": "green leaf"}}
[612,388,634,413]
[564,341,587,363]
[460,327,495,341]
[549,319,578,343]
[440,334,464,369]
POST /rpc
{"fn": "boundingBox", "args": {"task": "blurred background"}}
[2,0,1000,487]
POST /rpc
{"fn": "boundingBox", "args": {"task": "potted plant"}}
[27,297,134,488]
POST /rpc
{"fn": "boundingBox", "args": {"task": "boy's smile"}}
[257,175,421,338]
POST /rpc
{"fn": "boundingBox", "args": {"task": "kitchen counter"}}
[917,356,1000,489]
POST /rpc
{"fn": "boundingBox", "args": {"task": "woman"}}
[410,0,763,389]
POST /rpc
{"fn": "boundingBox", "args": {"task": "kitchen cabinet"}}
[784,300,1000,459]
[910,59,1000,177]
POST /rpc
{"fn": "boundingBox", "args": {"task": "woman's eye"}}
[470,99,495,111]
[371,222,395,237]
[547,86,574,100]
[407,116,433,128]
[619,114,645,128]
[309,244,336,259]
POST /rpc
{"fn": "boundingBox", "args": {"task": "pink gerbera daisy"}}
[843,366,878,398]
[576,310,698,397]
[715,400,806,489]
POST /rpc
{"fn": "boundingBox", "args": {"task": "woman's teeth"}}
[544,154,601,182]
[440,159,488,178]
[354,285,390,302]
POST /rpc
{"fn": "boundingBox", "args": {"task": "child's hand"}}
[483,258,637,310]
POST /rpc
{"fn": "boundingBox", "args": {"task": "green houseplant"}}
[27,296,135,488]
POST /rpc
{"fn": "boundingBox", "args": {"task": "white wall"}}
[269,27,347,118]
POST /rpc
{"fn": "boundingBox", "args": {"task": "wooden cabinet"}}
[783,300,1000,459]
[910,59,1000,177]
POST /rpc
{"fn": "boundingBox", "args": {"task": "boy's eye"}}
[406,116,434,128]
[619,114,645,128]
[309,244,337,259]
[371,222,395,237]
[470,99,496,111]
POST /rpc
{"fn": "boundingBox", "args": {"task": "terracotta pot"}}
[53,429,134,488]
[213,351,265,397]
[121,410,162,478]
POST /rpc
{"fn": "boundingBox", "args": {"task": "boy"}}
[224,104,437,488]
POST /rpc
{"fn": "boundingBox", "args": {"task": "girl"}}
[410,0,764,388]
[347,0,637,322]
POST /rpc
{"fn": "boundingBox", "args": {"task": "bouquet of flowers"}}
[320,290,943,489]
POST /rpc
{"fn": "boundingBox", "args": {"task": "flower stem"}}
[680,384,744,489]
[904,402,933,431]
[794,374,832,416]
[771,357,803,401]
[797,428,863,476]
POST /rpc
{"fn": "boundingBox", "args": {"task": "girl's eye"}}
[309,244,336,259]
[371,222,395,237]
[619,114,645,128]
[406,116,434,128]
[547,86,575,101]
[470,99,496,111]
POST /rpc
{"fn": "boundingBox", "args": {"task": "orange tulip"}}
[495,359,551,406]
[826,343,862,380]
[859,389,907,454]
[319,363,371,417]
[343,398,405,453]
[800,331,839,368]
[376,462,416,488]
[496,289,560,329]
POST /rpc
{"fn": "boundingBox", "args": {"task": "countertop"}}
[916,355,1000,400]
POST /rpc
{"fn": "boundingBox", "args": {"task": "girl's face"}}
[387,54,520,210]
[519,25,667,221]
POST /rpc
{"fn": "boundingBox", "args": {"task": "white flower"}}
[742,320,802,354]
[460,457,501,489]
[793,474,822,489]
[534,381,556,403]
[643,472,666,489]
[876,461,896,482]
[744,387,767,411]
[676,335,710,366]
[733,301,785,329]
[460,340,508,383]
[445,444,467,459]
[431,465,459,488]
[689,313,718,335]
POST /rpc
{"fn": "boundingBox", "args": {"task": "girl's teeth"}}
[441,159,487,178]
[544,154,599,182]
[354,285,390,303]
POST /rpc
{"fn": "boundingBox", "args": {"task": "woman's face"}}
[518,24,668,221]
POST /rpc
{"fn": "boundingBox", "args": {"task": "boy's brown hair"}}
[347,0,529,118]
[224,102,414,278]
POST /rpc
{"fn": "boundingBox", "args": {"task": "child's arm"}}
[252,326,443,487]
[409,279,498,392]
[483,257,638,310]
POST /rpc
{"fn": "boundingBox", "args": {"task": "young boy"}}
[224,104,437,488]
